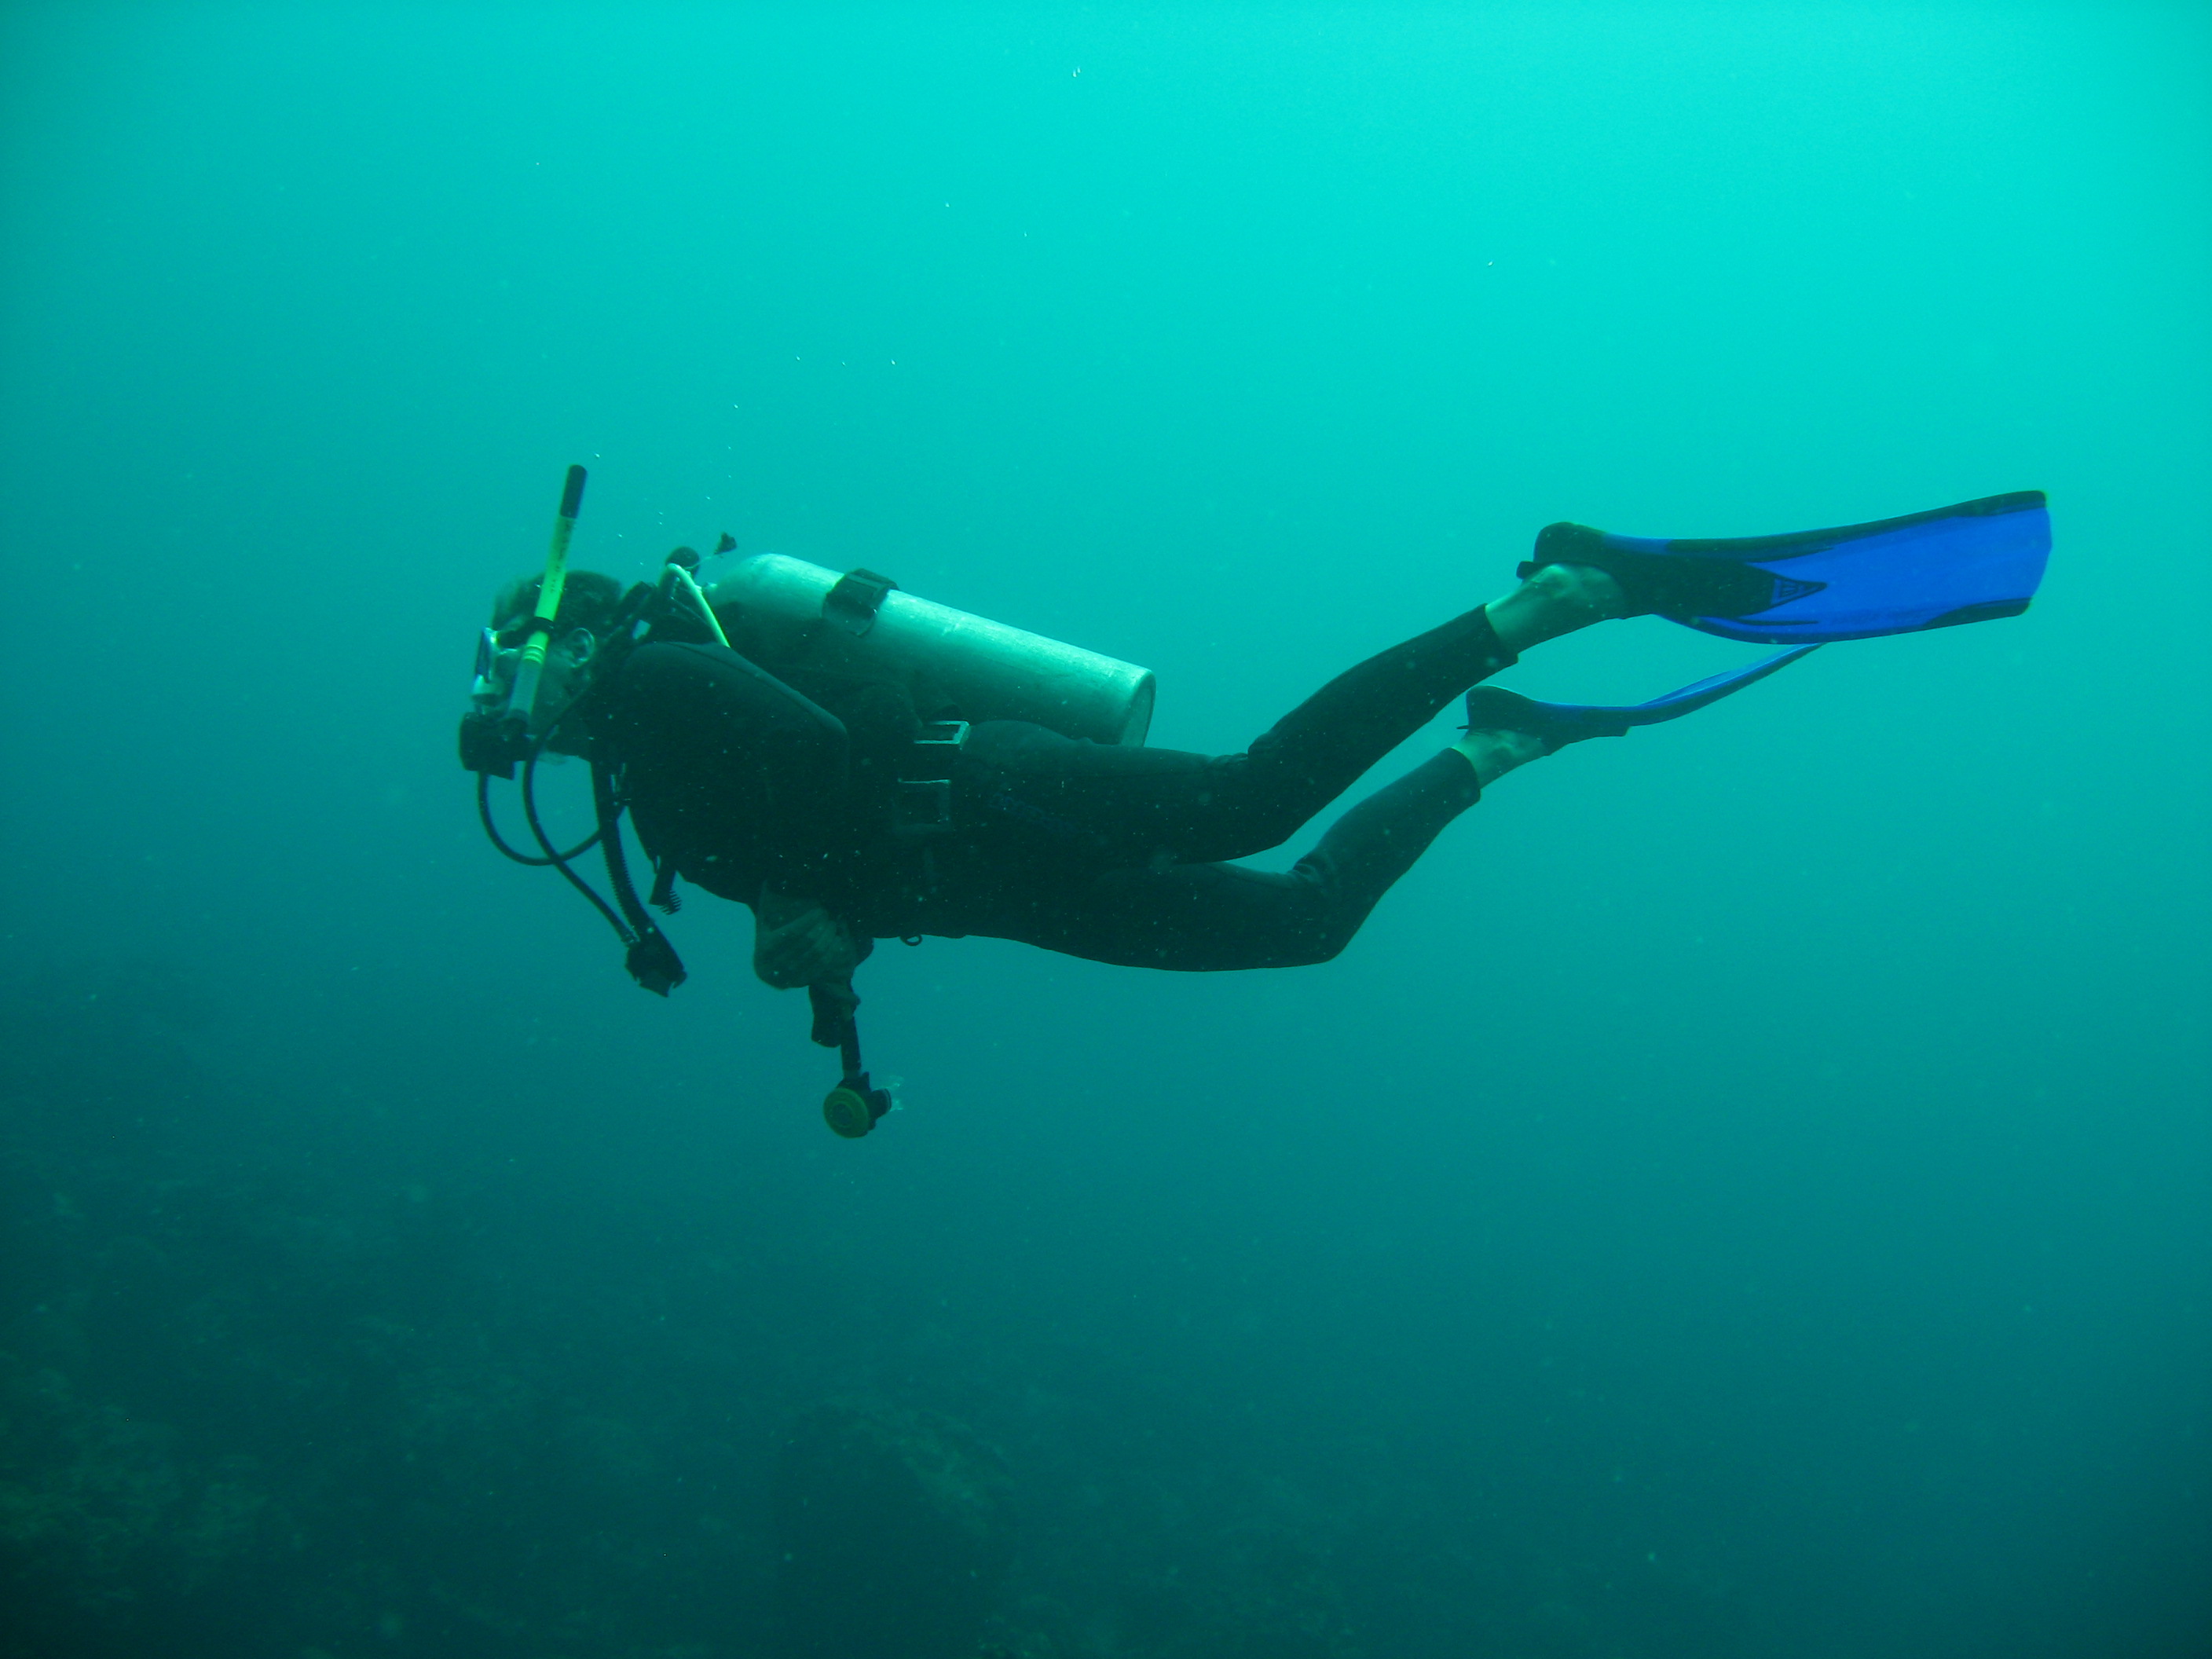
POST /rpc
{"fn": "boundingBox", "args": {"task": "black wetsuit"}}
[595,607,1515,972]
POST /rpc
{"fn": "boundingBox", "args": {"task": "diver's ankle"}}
[1451,727,1547,787]
[1484,564,1629,654]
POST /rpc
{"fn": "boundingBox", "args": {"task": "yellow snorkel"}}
[504,463,589,734]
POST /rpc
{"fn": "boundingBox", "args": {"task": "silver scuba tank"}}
[706,555,1155,746]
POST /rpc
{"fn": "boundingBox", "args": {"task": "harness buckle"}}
[891,720,969,837]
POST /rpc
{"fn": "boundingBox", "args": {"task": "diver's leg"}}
[976,746,1534,970]
[1206,563,1625,834]
[1482,563,1630,653]
[1450,726,1548,787]
[956,564,1620,869]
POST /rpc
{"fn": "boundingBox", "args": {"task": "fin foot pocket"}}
[1463,646,1818,754]
[1519,523,1785,621]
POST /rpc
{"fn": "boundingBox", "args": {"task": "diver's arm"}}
[752,887,866,990]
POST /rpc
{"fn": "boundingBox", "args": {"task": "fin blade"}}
[1679,493,2050,643]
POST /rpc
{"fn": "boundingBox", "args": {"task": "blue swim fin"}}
[1519,491,2051,644]
[1464,645,1818,753]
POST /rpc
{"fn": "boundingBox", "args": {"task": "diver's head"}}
[491,569,624,642]
[489,569,625,733]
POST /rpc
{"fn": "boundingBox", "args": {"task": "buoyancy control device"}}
[460,465,1159,1139]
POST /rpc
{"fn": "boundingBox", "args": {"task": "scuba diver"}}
[463,471,2049,1135]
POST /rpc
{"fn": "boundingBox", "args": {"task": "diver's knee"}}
[1296,923,1356,966]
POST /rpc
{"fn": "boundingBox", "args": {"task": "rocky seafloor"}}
[1,964,1742,1659]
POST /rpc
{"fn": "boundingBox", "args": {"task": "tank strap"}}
[823,567,899,635]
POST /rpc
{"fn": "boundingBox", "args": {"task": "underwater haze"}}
[2,4,2207,1656]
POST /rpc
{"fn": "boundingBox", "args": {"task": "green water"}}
[2,6,2206,1655]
